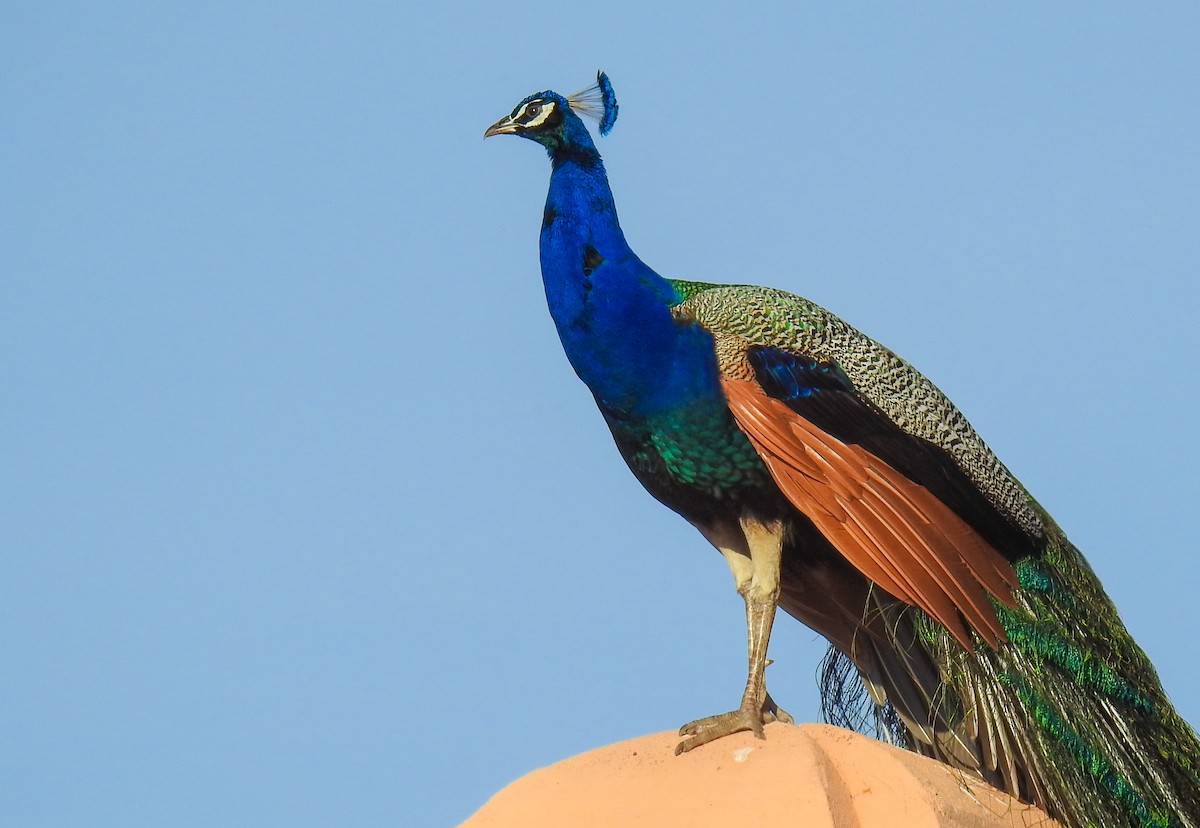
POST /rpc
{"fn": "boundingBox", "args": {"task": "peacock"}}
[484,72,1200,828]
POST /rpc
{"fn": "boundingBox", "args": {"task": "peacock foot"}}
[674,691,793,755]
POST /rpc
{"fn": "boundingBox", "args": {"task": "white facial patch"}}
[518,99,556,129]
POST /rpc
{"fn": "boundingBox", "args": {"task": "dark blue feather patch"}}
[748,346,854,401]
[597,71,618,136]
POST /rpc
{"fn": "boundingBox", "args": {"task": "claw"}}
[675,698,779,754]
[763,691,793,725]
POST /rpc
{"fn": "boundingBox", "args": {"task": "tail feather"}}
[818,517,1200,828]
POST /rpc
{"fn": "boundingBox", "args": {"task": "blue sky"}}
[4,4,1198,826]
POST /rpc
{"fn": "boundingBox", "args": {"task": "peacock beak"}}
[483,115,519,138]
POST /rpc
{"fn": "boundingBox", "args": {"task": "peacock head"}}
[484,71,618,156]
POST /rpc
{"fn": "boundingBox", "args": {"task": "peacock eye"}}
[525,103,541,119]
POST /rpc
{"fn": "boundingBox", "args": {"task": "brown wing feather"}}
[723,377,1018,649]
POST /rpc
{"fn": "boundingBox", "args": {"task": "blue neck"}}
[538,149,720,415]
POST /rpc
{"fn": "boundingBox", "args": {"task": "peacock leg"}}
[677,519,791,754]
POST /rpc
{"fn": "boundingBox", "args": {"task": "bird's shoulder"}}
[666,279,868,366]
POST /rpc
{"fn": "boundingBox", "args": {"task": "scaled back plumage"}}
[485,74,1200,828]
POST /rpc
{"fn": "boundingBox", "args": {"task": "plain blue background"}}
[4,4,1198,826]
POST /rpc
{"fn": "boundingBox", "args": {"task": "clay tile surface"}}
[462,723,1062,828]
